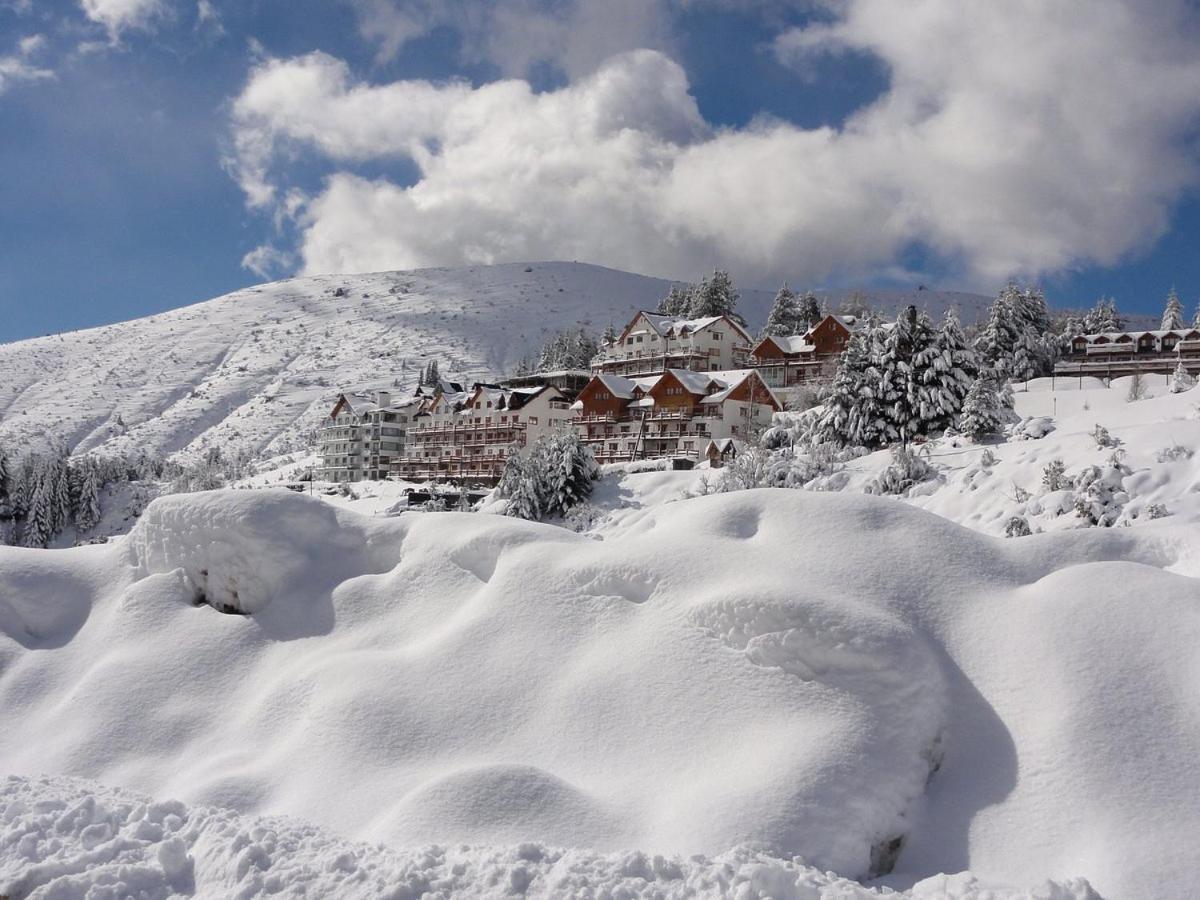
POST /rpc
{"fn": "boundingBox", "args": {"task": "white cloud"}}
[0,33,53,96]
[344,0,674,78]
[230,0,1200,288]
[241,244,295,279]
[80,0,168,41]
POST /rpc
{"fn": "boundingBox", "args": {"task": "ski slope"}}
[0,261,989,463]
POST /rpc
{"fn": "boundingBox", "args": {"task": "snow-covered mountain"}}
[0,261,991,461]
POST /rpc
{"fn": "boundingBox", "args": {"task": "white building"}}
[393,383,574,483]
[591,312,754,378]
[318,391,422,482]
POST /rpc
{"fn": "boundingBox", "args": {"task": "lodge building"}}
[1055,328,1200,378]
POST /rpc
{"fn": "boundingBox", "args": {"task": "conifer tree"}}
[21,462,53,548]
[1084,296,1123,333]
[1162,288,1185,330]
[540,432,599,517]
[657,285,692,316]
[912,309,976,435]
[762,284,799,338]
[688,270,745,324]
[958,370,1012,439]
[795,291,822,333]
[602,322,618,345]
[75,458,102,532]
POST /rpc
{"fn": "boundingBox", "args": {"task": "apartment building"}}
[1056,327,1200,378]
[392,383,574,483]
[591,312,754,378]
[572,368,779,465]
[318,391,421,482]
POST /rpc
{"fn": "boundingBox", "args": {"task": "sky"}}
[2,0,1200,342]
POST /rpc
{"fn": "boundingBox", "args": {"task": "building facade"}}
[591,312,754,378]
[748,314,860,388]
[319,391,420,483]
[572,368,779,465]
[1055,327,1200,378]
[392,383,574,483]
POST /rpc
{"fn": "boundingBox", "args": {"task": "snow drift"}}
[1,775,1098,899]
[2,487,1200,897]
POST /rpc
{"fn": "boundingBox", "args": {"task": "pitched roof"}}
[757,334,815,354]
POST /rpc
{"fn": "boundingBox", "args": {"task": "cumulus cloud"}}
[230,0,1200,287]
[80,0,168,41]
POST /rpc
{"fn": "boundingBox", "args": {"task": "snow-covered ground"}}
[3,486,1199,898]
[0,261,987,463]
[809,376,1200,537]
[1,776,1097,900]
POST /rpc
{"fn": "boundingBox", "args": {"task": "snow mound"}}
[125,490,394,616]
[3,488,1200,897]
[0,775,1100,900]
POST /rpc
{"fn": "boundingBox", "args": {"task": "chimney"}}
[375,390,391,408]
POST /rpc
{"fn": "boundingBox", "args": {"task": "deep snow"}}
[1,775,1098,899]
[3,487,1199,898]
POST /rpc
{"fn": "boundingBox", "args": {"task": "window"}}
[712,332,723,340]
[636,335,643,343]
[529,416,539,425]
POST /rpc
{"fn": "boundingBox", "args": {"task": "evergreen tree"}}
[1162,288,1185,330]
[1193,302,1200,329]
[761,284,799,338]
[49,448,71,534]
[657,285,692,316]
[688,270,745,324]
[602,322,618,345]
[21,461,53,548]
[540,432,599,517]
[75,458,102,532]
[795,291,822,333]
[958,370,1012,439]
[427,359,440,387]
[878,305,938,443]
[1083,297,1123,333]
[816,317,891,448]
[976,282,1054,380]
[571,328,598,369]
[912,309,976,435]
[1169,361,1196,394]
[496,447,543,520]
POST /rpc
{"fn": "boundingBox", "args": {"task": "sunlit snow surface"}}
[3,485,1198,898]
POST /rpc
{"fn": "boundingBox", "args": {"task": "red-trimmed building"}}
[572,368,780,464]
[748,314,861,388]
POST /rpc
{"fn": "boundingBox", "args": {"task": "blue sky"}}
[2,0,1200,342]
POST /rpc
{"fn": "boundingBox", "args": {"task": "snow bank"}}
[3,487,1200,897]
[1,775,1099,900]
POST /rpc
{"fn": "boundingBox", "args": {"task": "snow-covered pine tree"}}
[602,322,618,346]
[657,285,692,316]
[75,457,102,532]
[795,291,822,333]
[496,447,542,520]
[572,329,598,370]
[541,432,599,517]
[815,327,869,447]
[1161,288,1185,330]
[0,446,8,506]
[1193,302,1200,329]
[878,305,937,443]
[688,270,745,324]
[1169,360,1196,394]
[912,309,976,435]
[761,284,798,338]
[958,370,1011,439]
[49,448,72,535]
[427,359,440,387]
[976,283,1054,381]
[1083,297,1123,334]
[21,461,54,548]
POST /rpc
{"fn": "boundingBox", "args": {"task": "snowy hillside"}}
[0,261,989,462]
[3,486,1199,898]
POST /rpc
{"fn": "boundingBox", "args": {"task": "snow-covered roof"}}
[1075,328,1200,343]
[593,374,642,399]
[667,369,719,395]
[759,334,815,354]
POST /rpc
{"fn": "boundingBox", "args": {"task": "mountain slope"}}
[0,261,990,461]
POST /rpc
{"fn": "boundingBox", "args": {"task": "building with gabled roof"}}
[572,368,779,465]
[392,382,574,483]
[319,390,423,483]
[749,313,862,388]
[590,311,754,378]
[1056,326,1200,378]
